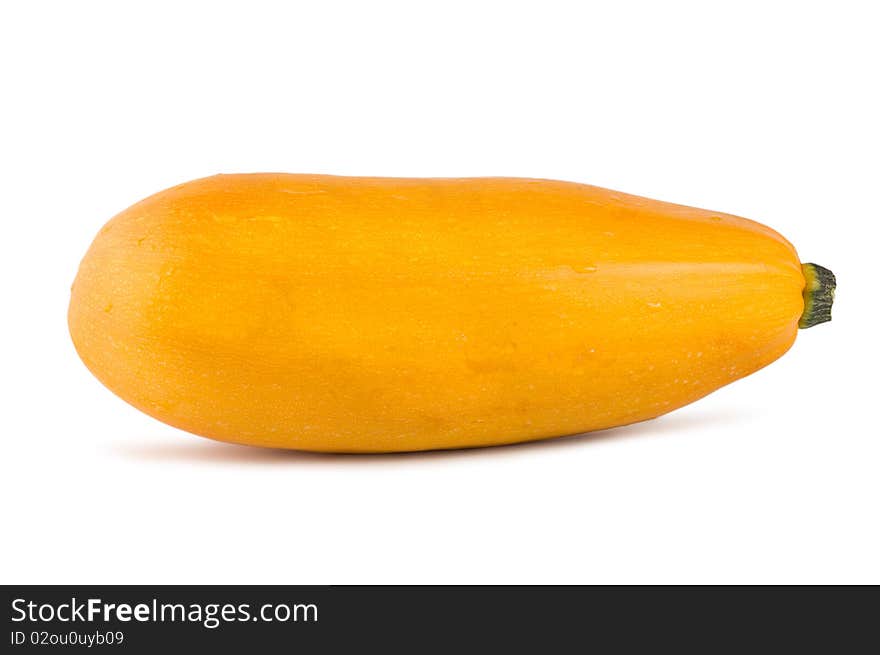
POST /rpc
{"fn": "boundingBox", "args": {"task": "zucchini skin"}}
[69,174,808,452]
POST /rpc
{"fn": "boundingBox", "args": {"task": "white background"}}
[2,1,878,584]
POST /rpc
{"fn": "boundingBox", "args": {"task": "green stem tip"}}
[799,263,836,329]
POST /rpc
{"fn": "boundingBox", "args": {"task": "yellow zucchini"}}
[68,174,834,452]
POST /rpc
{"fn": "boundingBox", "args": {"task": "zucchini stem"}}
[799,263,835,328]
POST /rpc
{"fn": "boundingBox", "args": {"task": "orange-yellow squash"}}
[68,174,834,452]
